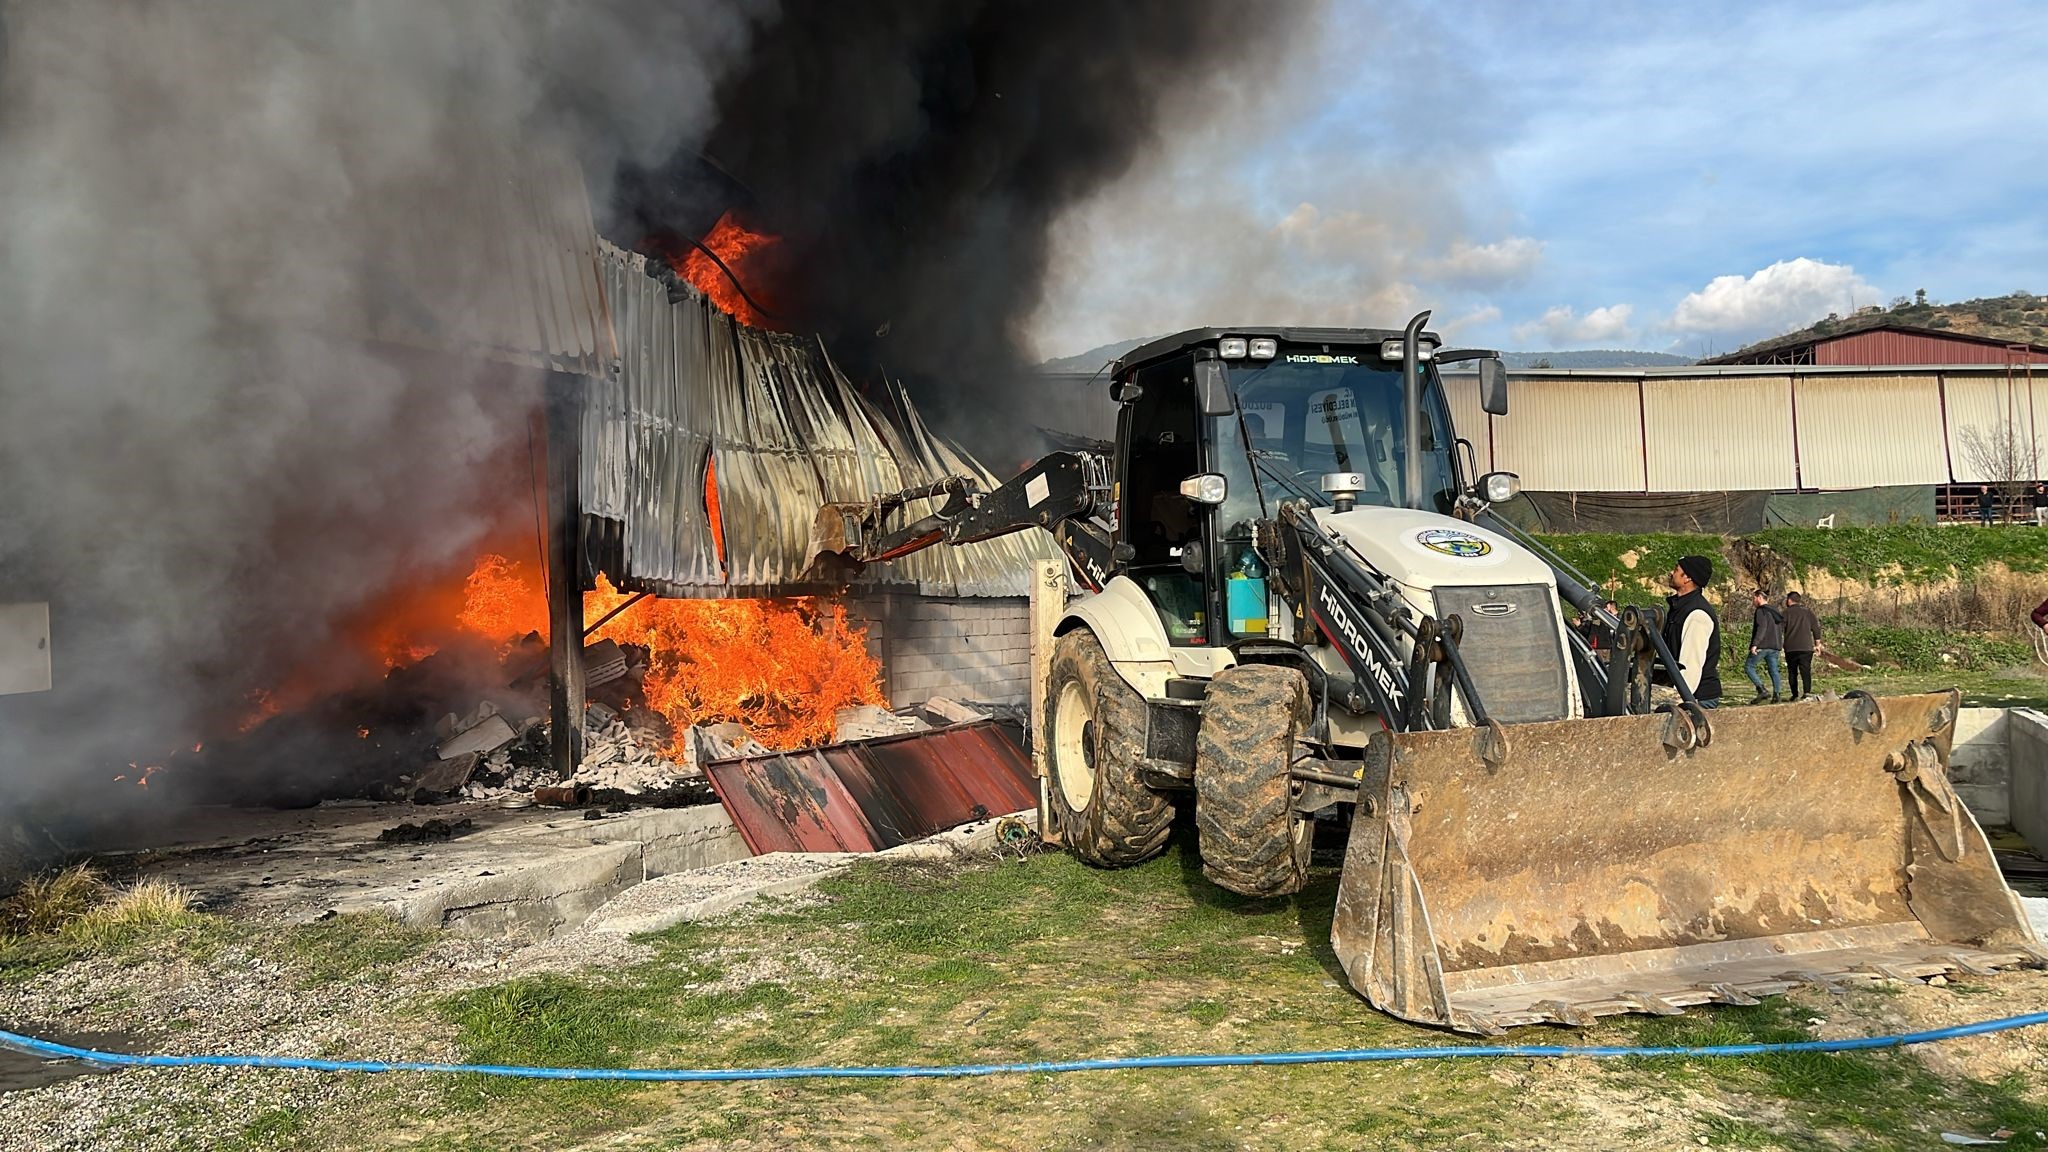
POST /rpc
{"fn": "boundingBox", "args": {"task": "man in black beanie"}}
[1659,554,1722,706]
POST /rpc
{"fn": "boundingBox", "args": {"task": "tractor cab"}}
[1106,327,1502,648]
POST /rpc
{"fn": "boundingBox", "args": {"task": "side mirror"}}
[1179,540,1206,575]
[1192,360,1234,417]
[1478,357,1508,416]
[1110,378,1142,404]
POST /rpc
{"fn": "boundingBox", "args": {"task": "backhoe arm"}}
[804,452,1115,585]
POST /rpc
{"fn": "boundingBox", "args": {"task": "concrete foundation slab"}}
[106,800,749,938]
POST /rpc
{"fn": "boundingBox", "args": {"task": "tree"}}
[1915,288,1928,306]
[1958,419,2041,522]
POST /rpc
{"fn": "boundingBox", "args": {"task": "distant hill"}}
[1039,338,1155,375]
[1043,339,1691,373]
[1721,291,2048,361]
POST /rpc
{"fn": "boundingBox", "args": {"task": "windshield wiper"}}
[1252,455,1326,507]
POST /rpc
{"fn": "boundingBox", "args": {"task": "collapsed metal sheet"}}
[579,241,1057,597]
[704,721,1037,854]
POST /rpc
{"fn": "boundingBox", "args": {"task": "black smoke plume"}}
[610,0,1307,464]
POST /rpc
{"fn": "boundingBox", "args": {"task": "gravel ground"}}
[0,850,866,1152]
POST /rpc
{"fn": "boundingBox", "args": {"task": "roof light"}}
[1218,337,1248,359]
[1380,339,1434,362]
[1247,337,1278,359]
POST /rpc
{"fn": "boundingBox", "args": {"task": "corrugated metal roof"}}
[579,241,1056,598]
[1641,375,1796,491]
[1794,375,1949,487]
[704,720,1037,854]
[358,135,614,377]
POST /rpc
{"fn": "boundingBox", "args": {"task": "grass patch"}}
[277,913,435,986]
[392,833,1522,1149]
[0,863,107,936]
[0,871,228,980]
[1751,524,2048,583]
[1605,999,2048,1149]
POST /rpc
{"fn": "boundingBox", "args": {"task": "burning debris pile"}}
[172,552,894,811]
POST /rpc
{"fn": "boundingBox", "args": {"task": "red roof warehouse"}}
[1701,321,2048,366]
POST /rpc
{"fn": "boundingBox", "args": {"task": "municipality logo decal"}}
[1416,528,1492,558]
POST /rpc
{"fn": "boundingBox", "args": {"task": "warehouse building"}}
[1698,321,2048,367]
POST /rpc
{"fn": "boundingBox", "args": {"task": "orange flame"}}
[675,211,778,327]
[455,559,879,750]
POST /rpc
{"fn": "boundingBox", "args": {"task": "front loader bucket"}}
[1332,692,2045,1034]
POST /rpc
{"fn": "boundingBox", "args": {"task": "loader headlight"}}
[1247,337,1278,359]
[1480,471,1521,503]
[1379,338,1434,362]
[1179,473,1228,504]
[1217,337,1249,359]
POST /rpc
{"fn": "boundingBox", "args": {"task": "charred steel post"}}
[543,373,586,776]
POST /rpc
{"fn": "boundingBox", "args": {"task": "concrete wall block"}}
[1955,783,2010,829]
[1952,708,2012,789]
[2010,708,2048,850]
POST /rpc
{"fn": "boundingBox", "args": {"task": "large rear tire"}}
[1044,627,1174,867]
[1195,663,1312,897]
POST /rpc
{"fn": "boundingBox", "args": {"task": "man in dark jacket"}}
[1744,588,1785,704]
[1782,590,1822,700]
[1659,555,1721,706]
[1979,486,1998,526]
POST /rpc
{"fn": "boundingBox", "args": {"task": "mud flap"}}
[1331,692,2045,1033]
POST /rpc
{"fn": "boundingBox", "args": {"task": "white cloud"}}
[1668,258,1878,336]
[1513,303,1633,347]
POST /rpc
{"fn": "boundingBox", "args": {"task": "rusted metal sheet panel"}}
[1490,377,1644,492]
[1817,329,2048,367]
[1794,375,1949,487]
[1640,375,1796,491]
[705,721,1036,854]
[1942,370,2043,483]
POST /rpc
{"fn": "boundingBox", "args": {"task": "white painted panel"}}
[1641,375,1796,491]
[1491,377,1643,491]
[1439,374,1494,475]
[0,602,51,695]
[1794,376,1949,487]
[1943,373,2045,483]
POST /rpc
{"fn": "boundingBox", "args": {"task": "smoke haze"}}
[0,0,1307,858]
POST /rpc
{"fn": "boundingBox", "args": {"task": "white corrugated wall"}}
[1943,373,2043,483]
[1491,377,1644,491]
[1792,376,1949,487]
[1439,374,1495,473]
[1641,375,1796,491]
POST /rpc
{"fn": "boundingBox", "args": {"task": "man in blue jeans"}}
[1744,588,1785,704]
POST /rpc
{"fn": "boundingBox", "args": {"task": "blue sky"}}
[1032,1,2048,358]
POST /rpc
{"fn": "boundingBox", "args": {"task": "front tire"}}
[1044,627,1174,867]
[1195,663,1312,897]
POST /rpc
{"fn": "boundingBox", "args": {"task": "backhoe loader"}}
[807,314,2044,1033]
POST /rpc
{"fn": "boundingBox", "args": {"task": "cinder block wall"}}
[844,593,1032,708]
[1952,708,2012,827]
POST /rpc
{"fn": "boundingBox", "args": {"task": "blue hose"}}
[4,1013,2048,1082]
